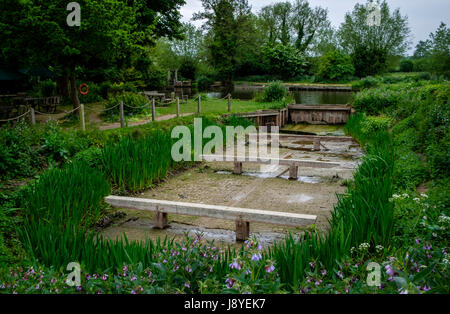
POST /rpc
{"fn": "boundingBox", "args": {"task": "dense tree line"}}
[1,0,448,102]
[160,0,420,84]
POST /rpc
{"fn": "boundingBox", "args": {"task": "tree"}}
[291,0,331,53]
[413,40,433,59]
[413,22,450,76]
[399,59,414,72]
[263,44,307,79]
[0,0,185,110]
[170,23,204,60]
[338,0,410,77]
[258,0,331,54]
[429,22,450,76]
[273,2,292,46]
[317,50,355,81]
[194,0,252,83]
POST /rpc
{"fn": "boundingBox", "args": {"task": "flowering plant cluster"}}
[224,236,281,294]
[0,234,281,294]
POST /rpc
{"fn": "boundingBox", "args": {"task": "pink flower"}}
[265,264,275,273]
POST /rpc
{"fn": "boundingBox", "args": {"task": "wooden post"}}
[119,101,125,128]
[235,219,250,242]
[313,139,321,151]
[176,97,180,118]
[30,107,36,125]
[153,210,168,229]
[198,94,201,113]
[227,93,231,112]
[289,165,298,180]
[80,103,85,131]
[171,92,175,101]
[234,161,243,175]
[152,98,156,122]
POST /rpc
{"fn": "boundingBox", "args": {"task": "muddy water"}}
[101,138,363,246]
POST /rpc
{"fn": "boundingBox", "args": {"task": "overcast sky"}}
[180,0,450,54]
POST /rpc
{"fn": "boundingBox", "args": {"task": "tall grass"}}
[270,114,396,290]
[102,131,175,193]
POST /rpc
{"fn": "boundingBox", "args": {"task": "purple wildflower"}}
[265,264,275,273]
[251,253,262,261]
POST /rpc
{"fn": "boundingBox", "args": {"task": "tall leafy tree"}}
[291,0,330,53]
[0,0,185,109]
[194,0,252,83]
[273,2,292,46]
[338,0,410,76]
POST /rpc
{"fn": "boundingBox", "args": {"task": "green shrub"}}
[399,59,414,72]
[38,80,56,97]
[263,44,307,79]
[351,76,380,90]
[103,92,149,117]
[78,82,103,103]
[197,76,215,90]
[262,81,287,102]
[317,50,355,81]
[352,86,402,114]
[0,122,42,179]
[73,146,103,170]
[360,116,394,136]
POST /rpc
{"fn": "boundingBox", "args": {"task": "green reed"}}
[101,131,175,193]
[270,114,396,290]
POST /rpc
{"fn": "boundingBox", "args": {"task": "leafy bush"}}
[197,76,215,91]
[104,92,149,117]
[38,80,56,97]
[317,50,355,81]
[73,146,103,170]
[262,81,287,102]
[400,59,414,72]
[360,116,394,136]
[0,122,42,180]
[263,44,307,79]
[351,46,388,77]
[352,86,402,114]
[351,76,380,90]
[78,82,103,104]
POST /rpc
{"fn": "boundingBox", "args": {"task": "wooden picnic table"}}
[24,96,61,113]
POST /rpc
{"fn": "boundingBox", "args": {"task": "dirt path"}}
[98,113,194,131]
[34,105,194,130]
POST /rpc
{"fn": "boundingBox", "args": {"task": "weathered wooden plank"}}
[289,104,352,111]
[105,196,317,227]
[248,133,354,142]
[201,155,340,169]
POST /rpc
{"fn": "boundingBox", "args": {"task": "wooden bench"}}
[248,133,355,151]
[143,91,166,104]
[201,155,340,180]
[105,196,317,241]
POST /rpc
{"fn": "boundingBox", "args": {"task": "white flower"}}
[358,243,370,250]
[413,198,420,202]
[376,245,384,252]
[420,193,428,198]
